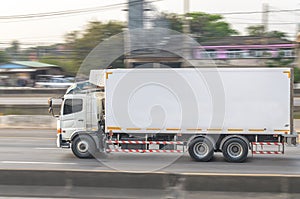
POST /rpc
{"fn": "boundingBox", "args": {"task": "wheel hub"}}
[232,146,239,153]
[77,140,89,153]
[227,143,243,158]
[194,142,209,157]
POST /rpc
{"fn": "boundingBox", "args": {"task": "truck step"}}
[252,151,283,154]
[106,140,184,145]
[106,149,184,153]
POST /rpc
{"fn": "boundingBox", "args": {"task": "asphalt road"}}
[0,128,299,175]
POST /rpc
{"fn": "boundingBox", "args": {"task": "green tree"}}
[39,56,75,75]
[294,67,300,83]
[246,25,287,39]
[6,40,20,60]
[65,31,79,45]
[156,13,183,32]
[65,21,125,72]
[266,30,287,39]
[0,51,9,63]
[157,12,238,42]
[187,12,238,42]
[246,25,265,36]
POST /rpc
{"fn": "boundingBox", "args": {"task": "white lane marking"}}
[0,137,55,140]
[34,148,58,150]
[180,172,300,177]
[0,161,77,165]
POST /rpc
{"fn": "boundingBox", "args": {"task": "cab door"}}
[60,96,86,138]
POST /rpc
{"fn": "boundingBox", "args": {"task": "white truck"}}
[49,68,297,162]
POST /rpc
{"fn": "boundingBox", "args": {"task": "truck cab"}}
[53,87,105,154]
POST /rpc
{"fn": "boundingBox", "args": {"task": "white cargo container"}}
[104,68,291,134]
[50,68,297,162]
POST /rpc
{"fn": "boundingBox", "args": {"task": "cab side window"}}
[63,99,83,115]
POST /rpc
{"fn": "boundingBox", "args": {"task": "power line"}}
[0,1,128,19]
[0,0,162,21]
[214,9,300,16]
[232,22,297,25]
[226,16,296,24]
[0,1,296,22]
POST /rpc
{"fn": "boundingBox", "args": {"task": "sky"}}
[0,0,299,48]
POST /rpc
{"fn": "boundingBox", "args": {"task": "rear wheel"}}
[222,137,249,163]
[72,135,96,159]
[188,137,214,162]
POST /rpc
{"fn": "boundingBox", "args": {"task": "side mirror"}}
[48,97,62,118]
[48,98,52,107]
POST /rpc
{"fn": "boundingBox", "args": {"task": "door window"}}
[63,99,83,115]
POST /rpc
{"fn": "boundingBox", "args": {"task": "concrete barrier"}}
[294,88,300,97]
[0,105,50,115]
[183,174,300,193]
[0,169,299,193]
[0,115,56,129]
[0,87,66,97]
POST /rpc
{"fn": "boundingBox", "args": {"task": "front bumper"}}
[57,133,70,148]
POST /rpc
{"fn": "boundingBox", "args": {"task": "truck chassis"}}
[61,129,288,163]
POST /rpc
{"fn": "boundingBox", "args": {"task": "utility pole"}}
[262,3,269,33]
[262,3,269,60]
[183,0,190,37]
[184,0,189,19]
[293,7,299,69]
[296,31,300,69]
[125,0,144,68]
[182,0,190,67]
[128,0,144,29]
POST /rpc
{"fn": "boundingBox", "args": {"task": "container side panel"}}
[105,68,290,134]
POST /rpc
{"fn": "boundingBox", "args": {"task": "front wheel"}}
[188,137,214,162]
[71,135,96,159]
[222,137,249,163]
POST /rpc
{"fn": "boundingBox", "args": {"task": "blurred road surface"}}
[0,97,49,105]
[0,186,298,199]
[0,128,299,174]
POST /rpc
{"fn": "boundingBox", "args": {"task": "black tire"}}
[188,137,214,162]
[222,137,249,163]
[71,134,96,159]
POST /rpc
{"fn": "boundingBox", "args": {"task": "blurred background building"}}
[0,61,64,87]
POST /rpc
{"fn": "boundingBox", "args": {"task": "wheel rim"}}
[193,142,209,158]
[227,142,243,158]
[77,140,89,153]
